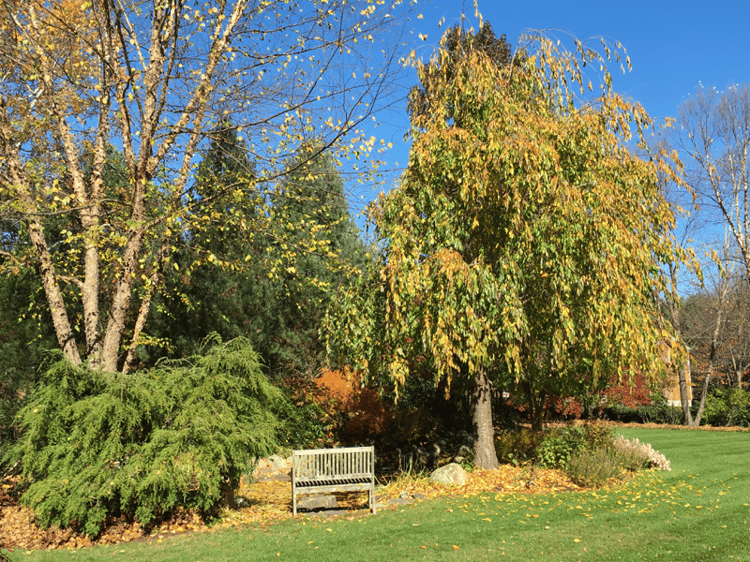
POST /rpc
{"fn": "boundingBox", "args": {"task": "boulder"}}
[456,444,473,459]
[297,495,338,511]
[429,463,469,486]
[235,496,252,508]
[266,454,290,472]
[255,468,291,483]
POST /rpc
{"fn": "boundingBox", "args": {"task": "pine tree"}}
[147,134,367,381]
[263,142,368,378]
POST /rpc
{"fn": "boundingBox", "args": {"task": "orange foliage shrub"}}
[316,368,392,442]
[316,367,359,403]
[603,374,653,408]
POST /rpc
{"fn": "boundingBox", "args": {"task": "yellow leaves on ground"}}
[1,464,582,551]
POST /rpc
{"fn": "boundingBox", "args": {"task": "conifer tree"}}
[149,135,367,381]
[265,142,368,378]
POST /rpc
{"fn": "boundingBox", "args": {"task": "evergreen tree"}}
[264,142,368,378]
[0,271,58,447]
[147,132,367,381]
[141,123,266,363]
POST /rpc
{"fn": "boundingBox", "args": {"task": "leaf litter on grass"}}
[1,463,581,552]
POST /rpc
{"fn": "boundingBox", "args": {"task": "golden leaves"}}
[363,27,692,411]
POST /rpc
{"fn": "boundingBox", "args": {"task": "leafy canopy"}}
[327,26,694,429]
[0,0,412,372]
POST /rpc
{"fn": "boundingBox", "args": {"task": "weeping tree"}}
[326,24,694,469]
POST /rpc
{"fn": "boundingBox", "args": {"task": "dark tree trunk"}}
[691,302,724,426]
[221,478,235,509]
[667,264,696,427]
[471,370,499,470]
[522,380,545,432]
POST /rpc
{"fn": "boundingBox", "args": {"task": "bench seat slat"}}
[296,477,371,487]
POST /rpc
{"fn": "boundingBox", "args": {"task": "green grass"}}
[7,428,750,562]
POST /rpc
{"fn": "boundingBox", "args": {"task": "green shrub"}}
[636,399,682,424]
[603,403,640,423]
[495,429,546,465]
[562,431,670,488]
[496,424,609,468]
[275,373,342,448]
[537,428,584,469]
[563,425,623,487]
[565,446,622,488]
[703,388,750,427]
[5,337,284,538]
[604,401,682,425]
[581,423,614,449]
[499,423,670,487]
[534,424,613,470]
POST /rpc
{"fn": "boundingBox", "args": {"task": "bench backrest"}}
[292,446,374,481]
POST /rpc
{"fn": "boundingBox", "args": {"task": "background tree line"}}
[664,83,750,427]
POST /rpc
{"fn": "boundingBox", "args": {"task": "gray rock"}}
[267,454,290,471]
[297,495,338,511]
[235,496,252,508]
[429,463,469,486]
[456,445,473,459]
[311,509,347,517]
[255,467,289,482]
[385,498,413,506]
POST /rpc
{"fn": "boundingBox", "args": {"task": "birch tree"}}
[676,84,750,283]
[0,0,411,372]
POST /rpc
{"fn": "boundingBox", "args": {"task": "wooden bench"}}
[291,446,376,515]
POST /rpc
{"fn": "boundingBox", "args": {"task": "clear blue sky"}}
[355,0,750,215]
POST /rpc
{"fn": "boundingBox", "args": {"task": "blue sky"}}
[356,0,750,214]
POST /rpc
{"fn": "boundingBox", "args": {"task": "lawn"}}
[7,427,750,562]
